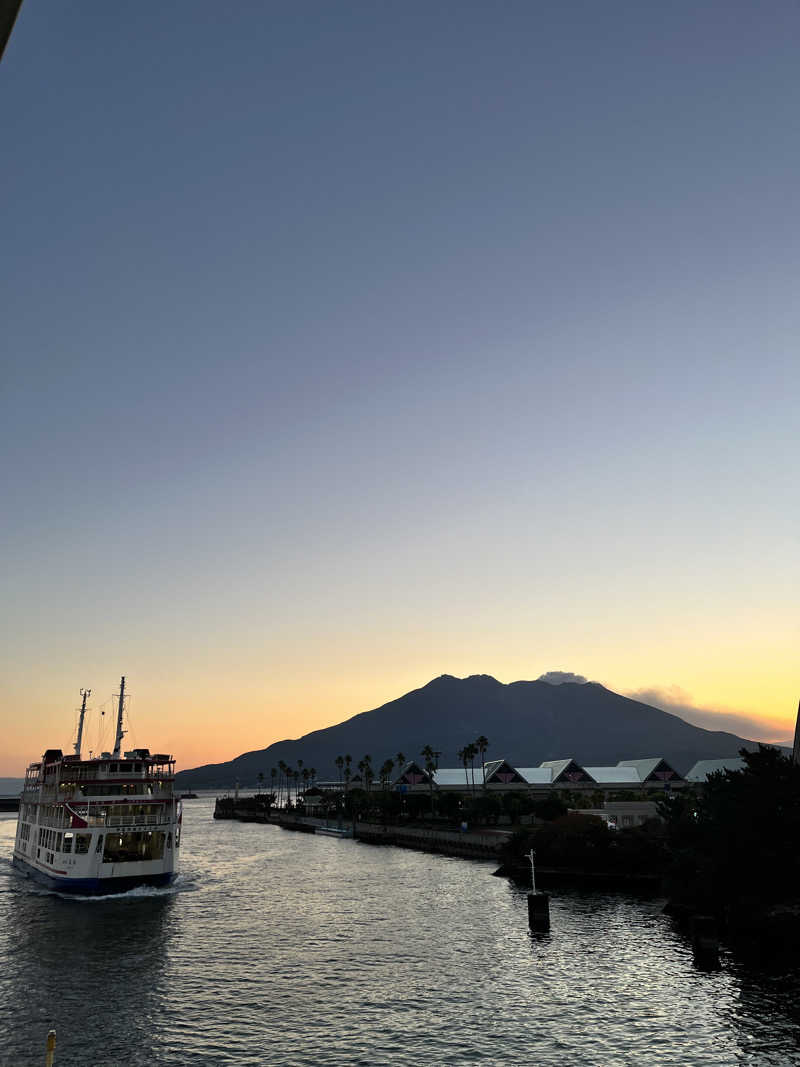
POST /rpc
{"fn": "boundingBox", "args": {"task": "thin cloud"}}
[627,685,791,744]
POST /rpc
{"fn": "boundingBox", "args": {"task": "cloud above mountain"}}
[626,684,791,744]
[538,671,589,685]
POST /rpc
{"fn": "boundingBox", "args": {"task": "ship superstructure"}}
[12,677,180,894]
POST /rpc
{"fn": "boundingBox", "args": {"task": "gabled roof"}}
[540,759,572,777]
[540,758,593,784]
[515,767,553,785]
[616,758,683,783]
[685,757,746,782]
[392,761,432,787]
[484,760,528,785]
[583,766,640,785]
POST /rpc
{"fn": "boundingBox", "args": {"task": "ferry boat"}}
[12,678,181,895]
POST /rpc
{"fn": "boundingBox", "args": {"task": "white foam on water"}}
[17,871,193,902]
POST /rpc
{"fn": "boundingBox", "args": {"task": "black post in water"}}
[526,849,550,930]
[690,914,719,967]
[527,891,550,930]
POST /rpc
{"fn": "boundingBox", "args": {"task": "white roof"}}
[616,758,678,781]
[685,757,746,782]
[539,759,574,779]
[584,766,641,784]
[433,768,471,786]
[515,768,552,784]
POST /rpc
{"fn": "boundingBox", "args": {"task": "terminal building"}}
[391,756,689,797]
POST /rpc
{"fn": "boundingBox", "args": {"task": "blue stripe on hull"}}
[12,856,175,896]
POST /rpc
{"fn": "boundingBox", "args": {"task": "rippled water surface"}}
[2,801,800,1066]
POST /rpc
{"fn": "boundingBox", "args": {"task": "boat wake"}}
[25,872,195,902]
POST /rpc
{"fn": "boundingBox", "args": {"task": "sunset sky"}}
[1,2,797,776]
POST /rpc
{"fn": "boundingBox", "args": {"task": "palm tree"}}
[421,745,437,815]
[270,767,277,798]
[309,767,317,788]
[476,736,489,787]
[466,742,478,796]
[257,771,264,794]
[344,754,352,793]
[396,751,405,771]
[278,760,287,807]
[335,755,344,792]
[363,754,373,794]
[458,747,470,793]
[380,758,394,790]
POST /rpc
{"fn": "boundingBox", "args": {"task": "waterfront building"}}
[390,756,688,798]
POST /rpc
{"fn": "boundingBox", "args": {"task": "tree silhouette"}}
[476,736,489,787]
[421,745,437,815]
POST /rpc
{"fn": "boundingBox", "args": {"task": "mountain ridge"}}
[175,673,765,787]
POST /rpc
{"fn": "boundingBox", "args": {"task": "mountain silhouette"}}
[175,674,764,787]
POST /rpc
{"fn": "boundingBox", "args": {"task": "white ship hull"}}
[12,852,175,895]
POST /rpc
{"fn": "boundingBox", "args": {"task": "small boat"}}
[12,678,181,895]
[315,825,353,839]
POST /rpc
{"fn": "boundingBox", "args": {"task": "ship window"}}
[63,833,73,853]
[103,830,165,863]
[75,834,90,854]
[95,835,104,852]
[166,833,172,849]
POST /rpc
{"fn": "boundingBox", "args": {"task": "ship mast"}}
[74,688,91,758]
[112,675,127,758]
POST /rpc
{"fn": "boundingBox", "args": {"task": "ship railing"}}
[105,814,171,828]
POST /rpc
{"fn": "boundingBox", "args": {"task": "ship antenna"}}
[112,675,127,758]
[74,688,91,757]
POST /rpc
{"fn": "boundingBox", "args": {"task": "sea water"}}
[1,799,799,1066]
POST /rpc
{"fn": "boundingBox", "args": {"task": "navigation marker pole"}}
[44,1030,56,1067]
[526,849,550,931]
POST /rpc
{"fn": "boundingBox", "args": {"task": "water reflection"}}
[2,807,800,1066]
[0,870,174,1067]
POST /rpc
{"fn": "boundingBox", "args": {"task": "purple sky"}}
[1,2,798,772]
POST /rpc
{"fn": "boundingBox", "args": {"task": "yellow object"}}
[44,1030,56,1067]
